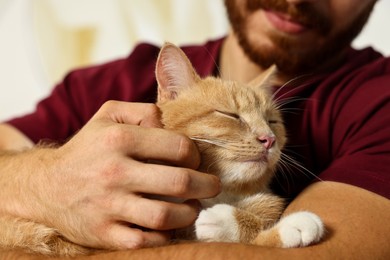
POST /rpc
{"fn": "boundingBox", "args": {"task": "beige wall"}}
[0,0,229,121]
[0,0,389,121]
[32,0,229,86]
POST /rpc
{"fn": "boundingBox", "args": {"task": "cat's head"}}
[156,43,286,194]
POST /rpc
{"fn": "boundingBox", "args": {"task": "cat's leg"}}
[0,215,93,256]
[251,211,325,248]
[237,194,324,247]
[195,193,285,243]
[195,204,240,242]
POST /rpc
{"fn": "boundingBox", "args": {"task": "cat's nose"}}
[258,135,275,150]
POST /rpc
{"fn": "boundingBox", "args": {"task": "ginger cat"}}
[156,43,324,246]
[0,43,324,256]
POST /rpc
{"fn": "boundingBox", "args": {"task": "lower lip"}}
[264,10,307,34]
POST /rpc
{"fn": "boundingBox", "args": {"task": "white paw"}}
[277,211,325,248]
[195,204,239,242]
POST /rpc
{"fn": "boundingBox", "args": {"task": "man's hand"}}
[0,101,221,250]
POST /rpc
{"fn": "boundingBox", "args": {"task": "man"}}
[1,0,389,258]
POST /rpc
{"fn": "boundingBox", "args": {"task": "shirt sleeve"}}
[5,58,128,143]
[4,43,162,144]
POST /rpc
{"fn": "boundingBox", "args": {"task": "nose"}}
[258,135,276,150]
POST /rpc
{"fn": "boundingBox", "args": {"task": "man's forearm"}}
[83,242,311,260]
[0,123,37,217]
[83,181,390,259]
[0,148,51,221]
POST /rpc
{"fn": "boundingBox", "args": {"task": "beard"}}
[224,0,376,75]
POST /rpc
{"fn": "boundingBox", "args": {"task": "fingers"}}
[125,160,220,199]
[93,101,201,169]
[96,101,162,128]
[127,127,200,169]
[113,196,200,231]
[103,124,201,169]
[105,224,170,250]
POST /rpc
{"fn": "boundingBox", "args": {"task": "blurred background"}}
[0,0,389,121]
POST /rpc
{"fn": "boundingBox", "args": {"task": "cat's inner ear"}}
[248,65,285,99]
[248,65,279,91]
[156,42,200,102]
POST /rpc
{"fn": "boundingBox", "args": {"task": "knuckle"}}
[100,158,126,186]
[128,237,145,249]
[96,100,118,117]
[143,104,160,118]
[101,100,119,112]
[172,170,192,196]
[141,104,161,127]
[103,125,132,148]
[93,222,112,245]
[120,231,145,249]
[176,135,194,162]
[150,205,170,229]
[100,196,115,212]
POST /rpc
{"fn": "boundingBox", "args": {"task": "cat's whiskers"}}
[190,137,238,149]
[192,136,277,174]
[277,109,302,116]
[271,75,308,100]
[279,153,323,182]
[191,136,268,160]
[272,74,317,103]
[190,136,258,150]
[271,76,320,121]
[273,97,319,117]
[275,158,295,192]
[283,147,307,159]
[201,46,223,78]
[274,97,307,109]
[274,96,319,111]
[204,157,220,174]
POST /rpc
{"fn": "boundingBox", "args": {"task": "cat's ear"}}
[156,42,200,102]
[248,65,279,92]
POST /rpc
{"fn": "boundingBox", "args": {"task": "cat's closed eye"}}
[215,110,240,120]
[268,120,280,124]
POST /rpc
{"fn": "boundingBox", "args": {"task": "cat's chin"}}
[217,161,274,194]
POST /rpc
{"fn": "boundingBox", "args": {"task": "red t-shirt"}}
[6,38,390,200]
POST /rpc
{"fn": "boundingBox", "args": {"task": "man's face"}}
[225,0,377,74]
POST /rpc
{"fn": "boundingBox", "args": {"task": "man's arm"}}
[0,101,220,251]
[89,181,390,259]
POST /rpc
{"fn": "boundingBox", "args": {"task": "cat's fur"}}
[0,43,324,256]
[156,43,324,247]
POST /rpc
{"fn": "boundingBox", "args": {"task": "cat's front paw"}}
[195,204,239,242]
[277,211,325,248]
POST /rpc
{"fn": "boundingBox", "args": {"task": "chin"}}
[218,161,275,194]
